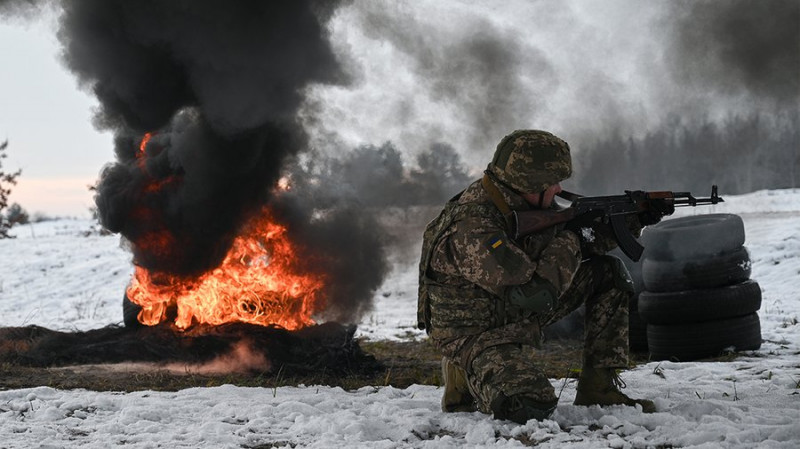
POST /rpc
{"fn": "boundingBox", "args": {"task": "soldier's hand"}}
[564,210,603,236]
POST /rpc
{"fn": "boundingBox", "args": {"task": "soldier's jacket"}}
[417,178,641,345]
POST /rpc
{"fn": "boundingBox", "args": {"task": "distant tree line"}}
[294,112,798,212]
[291,141,473,209]
[0,140,22,238]
[573,112,800,195]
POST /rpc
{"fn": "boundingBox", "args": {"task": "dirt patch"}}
[0,335,628,392]
[0,341,418,391]
[0,338,437,392]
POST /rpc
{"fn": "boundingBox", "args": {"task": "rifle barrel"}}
[673,197,724,207]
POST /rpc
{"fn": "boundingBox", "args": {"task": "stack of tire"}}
[638,214,762,361]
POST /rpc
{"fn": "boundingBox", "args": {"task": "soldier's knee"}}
[490,393,558,424]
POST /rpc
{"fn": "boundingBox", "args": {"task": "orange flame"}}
[127,209,324,330]
[135,132,180,193]
[137,132,153,170]
[127,133,324,331]
[139,132,153,154]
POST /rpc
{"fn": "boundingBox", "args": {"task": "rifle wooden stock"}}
[511,208,578,240]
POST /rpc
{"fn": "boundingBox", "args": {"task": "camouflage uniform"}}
[418,130,642,423]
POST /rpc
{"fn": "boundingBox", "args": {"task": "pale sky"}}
[1,14,113,217]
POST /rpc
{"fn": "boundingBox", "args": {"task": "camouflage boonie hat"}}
[487,130,572,193]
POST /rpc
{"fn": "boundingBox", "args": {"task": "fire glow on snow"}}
[0,190,799,448]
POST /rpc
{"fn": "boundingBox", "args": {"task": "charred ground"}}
[0,333,649,393]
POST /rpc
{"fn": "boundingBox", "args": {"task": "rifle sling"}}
[481,174,514,231]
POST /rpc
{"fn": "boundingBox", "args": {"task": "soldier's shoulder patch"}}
[488,235,504,250]
[484,232,525,276]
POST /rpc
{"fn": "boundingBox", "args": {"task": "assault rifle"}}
[512,185,724,261]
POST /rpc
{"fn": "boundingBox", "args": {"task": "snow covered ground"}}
[0,189,798,448]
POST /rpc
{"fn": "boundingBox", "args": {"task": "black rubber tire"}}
[642,246,751,292]
[647,313,761,361]
[641,214,745,261]
[122,292,143,328]
[639,280,761,325]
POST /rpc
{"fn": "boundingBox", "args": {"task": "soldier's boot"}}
[440,357,477,413]
[574,367,656,413]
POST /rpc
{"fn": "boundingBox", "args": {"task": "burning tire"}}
[641,214,745,261]
[122,293,142,328]
[638,280,762,325]
[647,313,762,361]
[642,246,751,292]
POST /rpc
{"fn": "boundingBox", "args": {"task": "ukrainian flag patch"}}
[485,233,523,274]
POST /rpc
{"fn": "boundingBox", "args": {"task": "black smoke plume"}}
[50,0,396,323]
[56,0,343,272]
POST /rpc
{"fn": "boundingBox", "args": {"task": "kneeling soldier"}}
[418,129,657,423]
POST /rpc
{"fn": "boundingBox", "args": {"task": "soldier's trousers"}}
[436,255,633,418]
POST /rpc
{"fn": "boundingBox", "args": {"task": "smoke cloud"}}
[59,0,346,134]
[664,0,799,108]
[355,4,556,159]
[54,0,342,274]
[50,0,398,324]
[574,0,800,194]
[0,0,49,19]
[304,1,798,195]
